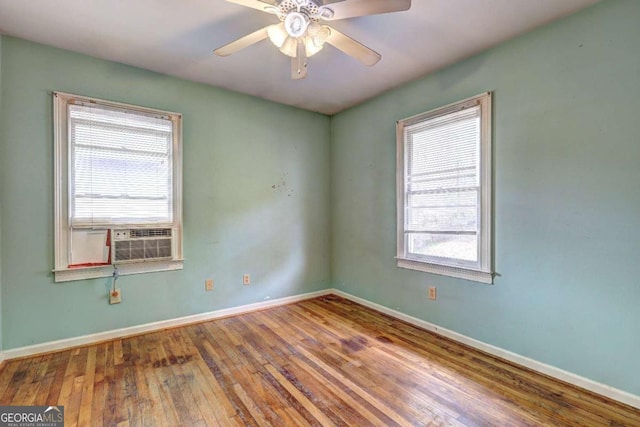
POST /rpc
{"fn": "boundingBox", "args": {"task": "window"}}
[53,92,183,282]
[396,92,493,283]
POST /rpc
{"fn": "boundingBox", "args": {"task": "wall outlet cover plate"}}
[110,288,122,304]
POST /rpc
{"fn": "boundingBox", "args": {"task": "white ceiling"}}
[0,0,599,115]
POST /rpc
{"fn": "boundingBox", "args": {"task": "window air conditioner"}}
[111,228,173,263]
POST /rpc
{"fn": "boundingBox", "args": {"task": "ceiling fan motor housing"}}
[276,0,323,24]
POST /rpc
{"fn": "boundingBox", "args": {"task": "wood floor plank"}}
[142,346,172,427]
[10,356,45,406]
[264,363,336,427]
[184,330,241,423]
[193,329,261,427]
[66,375,85,427]
[149,343,184,426]
[163,329,206,426]
[1,358,33,404]
[127,337,154,427]
[56,350,84,414]
[183,361,232,427]
[0,361,21,402]
[0,295,638,426]
[77,346,97,426]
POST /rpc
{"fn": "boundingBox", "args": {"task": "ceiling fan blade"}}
[213,26,270,56]
[224,0,278,14]
[325,27,381,66]
[291,41,308,79]
[322,0,411,20]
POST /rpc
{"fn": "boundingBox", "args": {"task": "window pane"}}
[70,104,172,133]
[74,147,170,199]
[408,168,477,192]
[402,103,483,267]
[407,108,479,179]
[407,189,478,232]
[73,121,170,154]
[69,103,173,225]
[408,233,478,262]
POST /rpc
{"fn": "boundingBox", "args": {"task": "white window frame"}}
[53,92,184,282]
[396,92,493,284]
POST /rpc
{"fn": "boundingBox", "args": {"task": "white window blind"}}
[404,106,480,265]
[397,92,492,283]
[69,103,174,227]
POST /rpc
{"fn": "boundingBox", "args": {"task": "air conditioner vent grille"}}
[130,228,172,238]
[112,228,173,263]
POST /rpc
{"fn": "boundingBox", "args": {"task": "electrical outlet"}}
[243,274,251,285]
[110,288,122,304]
[205,279,214,291]
[428,287,437,300]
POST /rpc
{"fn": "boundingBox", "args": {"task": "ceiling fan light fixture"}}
[307,21,320,36]
[313,26,331,46]
[279,36,298,57]
[267,23,287,48]
[305,26,330,57]
[304,37,322,57]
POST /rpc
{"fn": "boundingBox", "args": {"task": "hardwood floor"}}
[0,295,638,426]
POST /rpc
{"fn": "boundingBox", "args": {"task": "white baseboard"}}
[331,289,640,410]
[3,289,333,361]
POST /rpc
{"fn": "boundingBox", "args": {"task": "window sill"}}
[396,257,493,284]
[53,259,184,283]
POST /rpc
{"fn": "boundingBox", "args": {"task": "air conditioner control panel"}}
[113,230,130,240]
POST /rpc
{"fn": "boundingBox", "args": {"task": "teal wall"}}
[0,36,331,350]
[331,0,640,396]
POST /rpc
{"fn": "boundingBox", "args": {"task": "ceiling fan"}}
[213,0,411,79]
